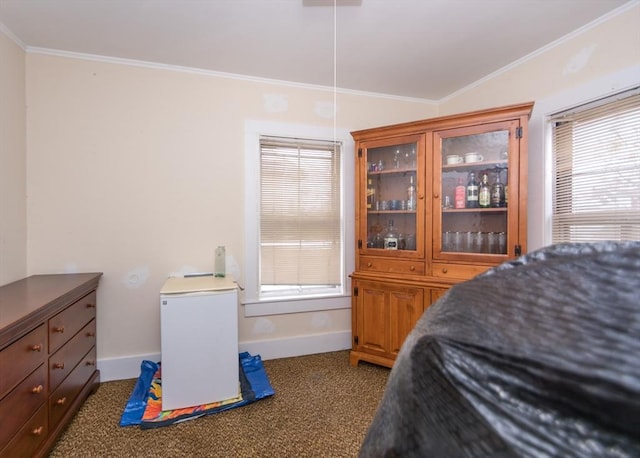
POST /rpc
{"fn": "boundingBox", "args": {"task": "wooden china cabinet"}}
[350,102,534,368]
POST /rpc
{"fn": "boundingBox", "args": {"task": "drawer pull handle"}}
[442,268,448,274]
[32,385,44,394]
[410,265,415,271]
[32,426,44,436]
[433,193,439,198]
[30,344,43,352]
[53,326,65,333]
[86,360,96,366]
[86,331,96,337]
[56,397,67,405]
[367,262,372,267]
[86,303,96,308]
[53,362,65,370]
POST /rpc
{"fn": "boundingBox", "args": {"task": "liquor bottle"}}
[466,172,479,208]
[504,184,508,207]
[393,150,401,169]
[491,172,505,207]
[366,178,375,209]
[479,172,491,208]
[407,175,416,210]
[383,219,399,250]
[454,177,466,209]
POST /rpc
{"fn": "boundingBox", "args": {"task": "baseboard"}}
[97,330,352,382]
[98,352,162,382]
[238,330,352,361]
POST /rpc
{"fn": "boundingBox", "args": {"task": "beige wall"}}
[4,2,639,372]
[24,53,436,362]
[0,30,27,285]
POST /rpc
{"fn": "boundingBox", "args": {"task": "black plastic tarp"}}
[360,242,640,457]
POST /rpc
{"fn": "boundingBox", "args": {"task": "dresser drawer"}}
[49,346,97,428]
[0,325,46,400]
[432,262,490,280]
[0,404,48,458]
[49,319,96,392]
[360,257,425,276]
[0,364,47,449]
[49,291,96,354]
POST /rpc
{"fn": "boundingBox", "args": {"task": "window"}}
[243,121,354,317]
[550,87,640,243]
[259,135,342,298]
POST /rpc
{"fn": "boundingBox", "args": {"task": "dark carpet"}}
[49,350,389,457]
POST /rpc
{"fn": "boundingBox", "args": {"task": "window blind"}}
[259,135,342,297]
[551,88,640,243]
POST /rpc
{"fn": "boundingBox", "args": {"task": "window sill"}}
[242,294,351,317]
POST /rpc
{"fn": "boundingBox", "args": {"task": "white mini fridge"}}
[160,275,239,411]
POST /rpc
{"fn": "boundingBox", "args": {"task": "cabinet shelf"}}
[368,168,416,176]
[368,210,417,214]
[442,207,507,213]
[443,160,507,171]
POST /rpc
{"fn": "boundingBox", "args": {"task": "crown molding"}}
[0,20,26,49]
[26,46,436,105]
[7,0,635,105]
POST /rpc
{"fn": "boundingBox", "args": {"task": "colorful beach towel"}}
[119,352,274,429]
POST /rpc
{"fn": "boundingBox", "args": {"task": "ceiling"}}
[0,0,633,101]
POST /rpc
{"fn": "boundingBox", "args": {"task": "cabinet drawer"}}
[49,291,97,354]
[49,346,97,429]
[0,404,48,458]
[360,257,425,276]
[0,364,47,449]
[49,320,96,392]
[0,325,46,400]
[432,262,491,280]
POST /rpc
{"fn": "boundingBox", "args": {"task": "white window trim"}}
[243,120,354,317]
[527,64,640,250]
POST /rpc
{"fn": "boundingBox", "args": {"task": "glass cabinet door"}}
[434,121,520,260]
[360,135,424,258]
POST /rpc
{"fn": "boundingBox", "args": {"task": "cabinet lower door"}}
[430,288,449,304]
[355,282,388,358]
[389,287,424,355]
[353,280,424,365]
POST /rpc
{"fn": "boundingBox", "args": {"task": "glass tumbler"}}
[443,231,453,252]
[498,232,507,254]
[453,232,463,252]
[487,232,498,254]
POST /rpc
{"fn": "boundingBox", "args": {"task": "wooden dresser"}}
[0,273,102,458]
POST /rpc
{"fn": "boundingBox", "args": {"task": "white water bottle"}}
[215,246,226,277]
